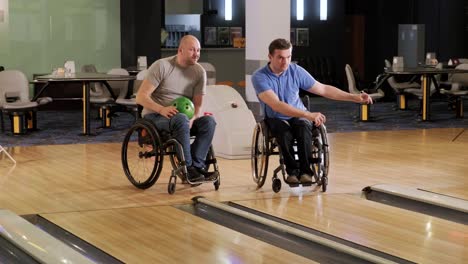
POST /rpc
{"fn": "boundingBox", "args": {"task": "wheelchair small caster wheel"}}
[272,178,281,193]
[168,176,176,194]
[168,182,176,194]
[321,176,328,192]
[214,179,220,190]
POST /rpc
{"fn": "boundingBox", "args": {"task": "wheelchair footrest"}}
[285,181,315,187]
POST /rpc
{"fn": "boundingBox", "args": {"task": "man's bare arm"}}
[308,81,373,104]
[258,90,326,125]
[136,79,178,118]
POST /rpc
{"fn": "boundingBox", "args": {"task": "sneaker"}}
[286,175,300,184]
[195,167,217,180]
[300,174,313,184]
[187,166,205,182]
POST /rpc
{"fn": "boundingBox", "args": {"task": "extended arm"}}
[308,81,373,104]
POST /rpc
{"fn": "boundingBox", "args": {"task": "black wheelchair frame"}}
[251,120,329,193]
[121,119,220,194]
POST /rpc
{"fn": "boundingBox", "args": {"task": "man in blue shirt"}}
[252,38,372,185]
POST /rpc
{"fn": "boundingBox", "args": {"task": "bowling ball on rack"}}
[171,96,195,119]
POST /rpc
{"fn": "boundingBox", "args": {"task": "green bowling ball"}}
[171,96,195,119]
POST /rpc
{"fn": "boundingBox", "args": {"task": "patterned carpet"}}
[1,97,468,147]
[1,110,136,147]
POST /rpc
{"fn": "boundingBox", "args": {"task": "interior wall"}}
[0,0,121,80]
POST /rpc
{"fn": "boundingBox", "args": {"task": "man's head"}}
[177,35,201,67]
[268,38,292,74]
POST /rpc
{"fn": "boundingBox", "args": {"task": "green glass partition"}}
[0,0,120,82]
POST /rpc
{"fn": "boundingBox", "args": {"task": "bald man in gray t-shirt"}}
[142,55,206,117]
[136,35,216,183]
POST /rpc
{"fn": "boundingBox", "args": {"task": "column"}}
[245,0,290,117]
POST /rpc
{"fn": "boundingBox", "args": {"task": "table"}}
[378,67,468,121]
[34,73,136,135]
[32,73,83,110]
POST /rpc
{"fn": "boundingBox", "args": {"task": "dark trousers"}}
[266,117,313,176]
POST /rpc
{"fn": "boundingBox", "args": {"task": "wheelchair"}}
[121,118,220,194]
[251,120,329,193]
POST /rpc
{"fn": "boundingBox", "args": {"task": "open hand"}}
[159,106,178,118]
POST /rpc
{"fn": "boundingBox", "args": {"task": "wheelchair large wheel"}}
[311,124,330,192]
[251,122,269,188]
[320,125,330,178]
[121,119,164,189]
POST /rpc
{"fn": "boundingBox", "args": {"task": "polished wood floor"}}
[1,128,467,263]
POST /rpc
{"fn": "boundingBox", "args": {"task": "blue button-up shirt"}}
[252,63,316,120]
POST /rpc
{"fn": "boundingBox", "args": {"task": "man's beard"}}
[187,57,198,65]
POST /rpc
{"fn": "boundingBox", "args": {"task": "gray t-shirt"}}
[142,55,207,116]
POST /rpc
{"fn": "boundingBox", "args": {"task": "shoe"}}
[195,167,217,180]
[187,166,205,182]
[300,174,313,184]
[286,175,300,184]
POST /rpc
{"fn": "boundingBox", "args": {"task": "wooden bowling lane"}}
[321,128,468,195]
[1,127,468,218]
[233,194,468,264]
[0,127,467,213]
[41,205,317,264]
[0,143,310,216]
